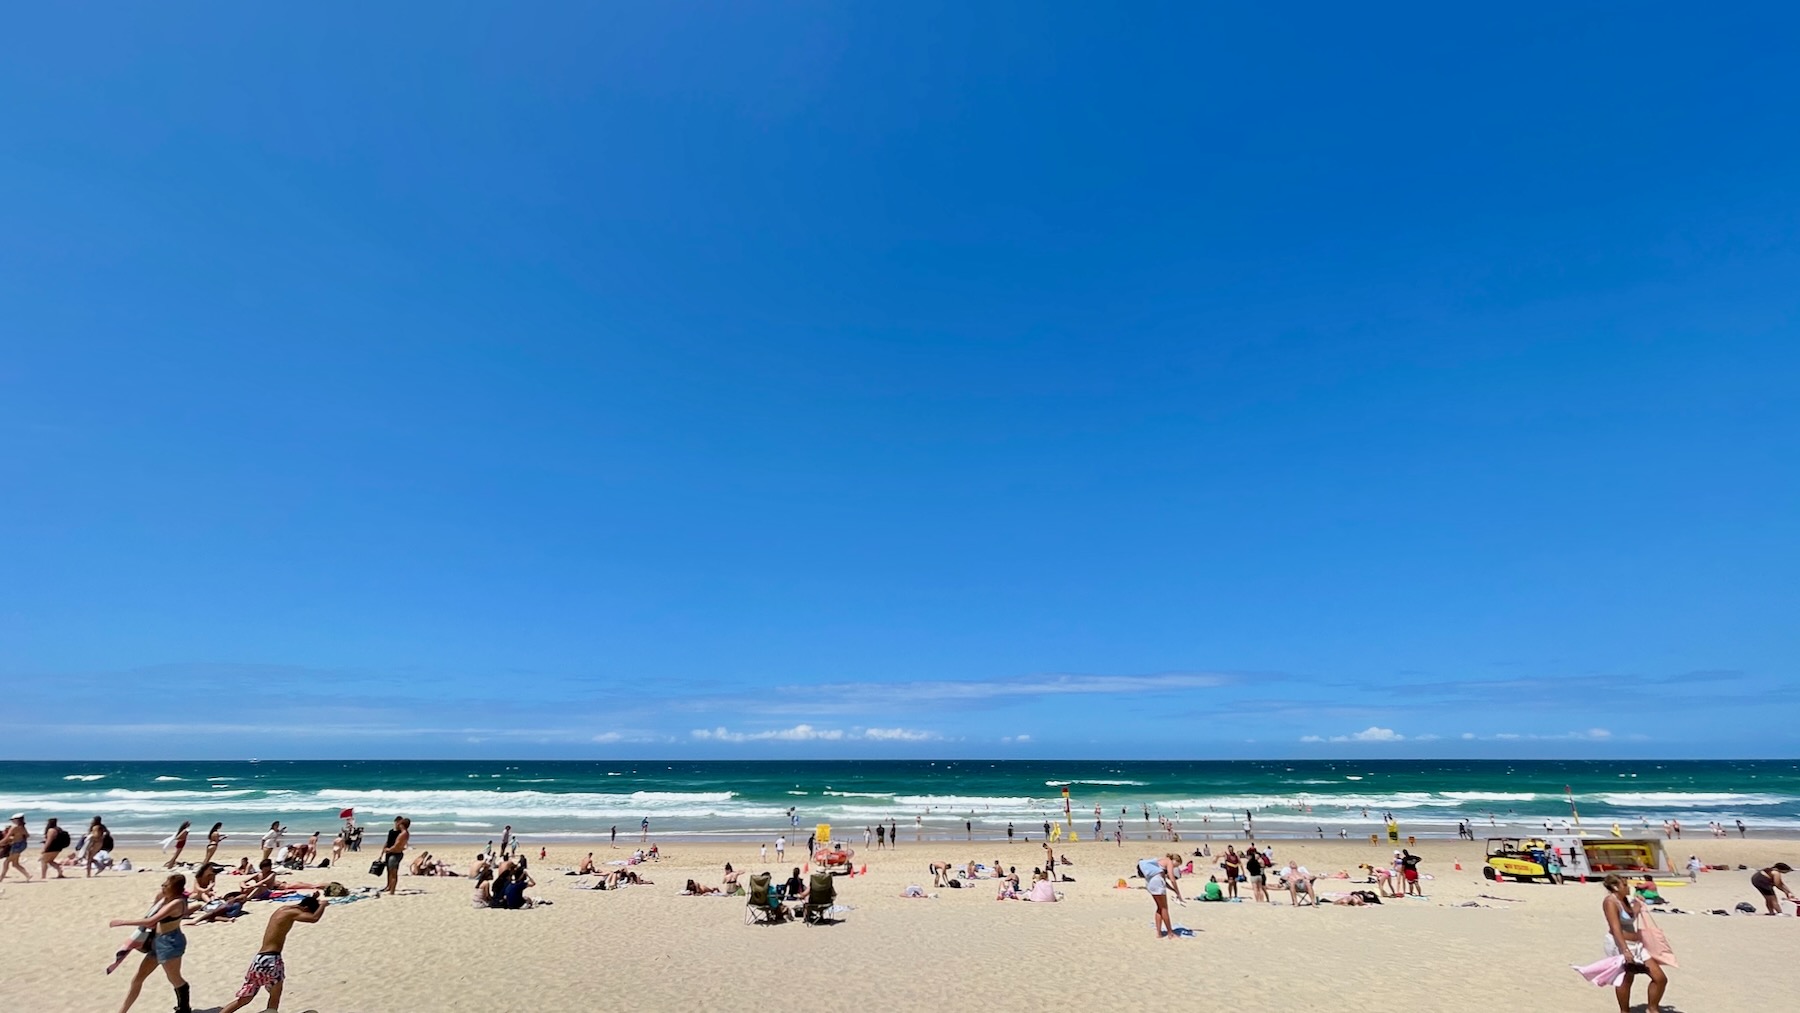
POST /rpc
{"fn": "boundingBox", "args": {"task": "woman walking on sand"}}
[164,821,191,869]
[40,817,70,878]
[110,873,194,1013]
[1601,873,1669,1013]
[202,823,226,867]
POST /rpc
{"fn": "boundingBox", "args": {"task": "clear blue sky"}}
[3,3,1796,759]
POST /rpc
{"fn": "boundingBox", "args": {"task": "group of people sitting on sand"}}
[471,854,547,909]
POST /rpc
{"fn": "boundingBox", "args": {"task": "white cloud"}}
[1303,726,1407,743]
[1465,728,1615,742]
[591,732,623,743]
[1001,734,1033,744]
[861,727,940,742]
[692,724,940,743]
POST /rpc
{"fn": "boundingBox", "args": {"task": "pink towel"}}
[1571,955,1626,987]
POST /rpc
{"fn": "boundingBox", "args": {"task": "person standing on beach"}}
[775,835,785,861]
[1750,863,1795,915]
[1139,853,1184,939]
[888,818,897,849]
[110,873,193,1013]
[260,822,286,864]
[1006,823,1014,843]
[966,820,972,840]
[202,823,225,867]
[1219,846,1240,899]
[381,817,410,896]
[219,891,326,1013]
[165,821,191,869]
[875,824,885,850]
[500,825,512,858]
[0,814,31,882]
[1244,846,1268,903]
[610,825,617,848]
[41,817,70,879]
[641,817,649,842]
[1401,851,1423,896]
[1601,872,1669,1012]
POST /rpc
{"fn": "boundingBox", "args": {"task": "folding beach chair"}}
[744,872,788,925]
[803,871,841,925]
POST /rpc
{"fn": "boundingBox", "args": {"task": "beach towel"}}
[1638,910,1677,967]
[1571,955,1626,987]
[1027,880,1057,903]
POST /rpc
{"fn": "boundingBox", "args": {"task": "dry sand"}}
[2,836,1795,1011]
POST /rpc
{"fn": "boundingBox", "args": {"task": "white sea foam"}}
[154,776,185,782]
[1441,792,1538,801]
[893,795,1035,809]
[1593,792,1788,808]
[63,774,106,781]
[823,791,893,798]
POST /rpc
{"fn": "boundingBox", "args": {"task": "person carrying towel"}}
[1138,853,1184,939]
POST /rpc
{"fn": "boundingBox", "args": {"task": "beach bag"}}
[368,859,385,876]
[1638,910,1677,967]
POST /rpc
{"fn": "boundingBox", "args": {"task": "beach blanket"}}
[1571,955,1626,987]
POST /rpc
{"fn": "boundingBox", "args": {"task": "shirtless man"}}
[220,893,326,1013]
[381,816,410,896]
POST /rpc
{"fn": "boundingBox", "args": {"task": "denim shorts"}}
[151,931,187,963]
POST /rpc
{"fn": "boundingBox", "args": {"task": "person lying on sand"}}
[682,879,723,896]
[186,891,251,925]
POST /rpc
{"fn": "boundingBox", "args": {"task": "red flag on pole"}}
[338,808,355,819]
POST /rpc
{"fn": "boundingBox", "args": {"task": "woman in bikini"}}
[165,822,192,869]
[1601,872,1668,1013]
[201,823,226,867]
[110,873,194,1013]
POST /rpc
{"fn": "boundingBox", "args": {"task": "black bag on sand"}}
[369,859,385,876]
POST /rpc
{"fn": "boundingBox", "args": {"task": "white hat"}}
[9,813,22,820]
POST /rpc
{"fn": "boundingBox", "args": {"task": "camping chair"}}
[803,871,840,925]
[745,872,787,925]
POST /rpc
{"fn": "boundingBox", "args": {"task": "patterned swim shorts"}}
[236,951,285,998]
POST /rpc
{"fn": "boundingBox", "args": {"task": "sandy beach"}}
[2,835,1794,1012]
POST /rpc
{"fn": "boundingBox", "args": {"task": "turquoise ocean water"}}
[4,759,1796,845]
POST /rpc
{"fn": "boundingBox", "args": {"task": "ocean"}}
[4,759,1796,845]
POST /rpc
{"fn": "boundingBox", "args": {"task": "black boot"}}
[172,982,191,1013]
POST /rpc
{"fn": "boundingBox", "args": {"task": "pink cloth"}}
[1027,880,1057,902]
[1572,955,1626,987]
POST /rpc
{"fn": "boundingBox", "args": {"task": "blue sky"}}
[3,3,1796,759]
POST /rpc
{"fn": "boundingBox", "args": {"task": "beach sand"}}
[2,836,1794,1011]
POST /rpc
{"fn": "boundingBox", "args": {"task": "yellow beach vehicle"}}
[1482,838,1554,882]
